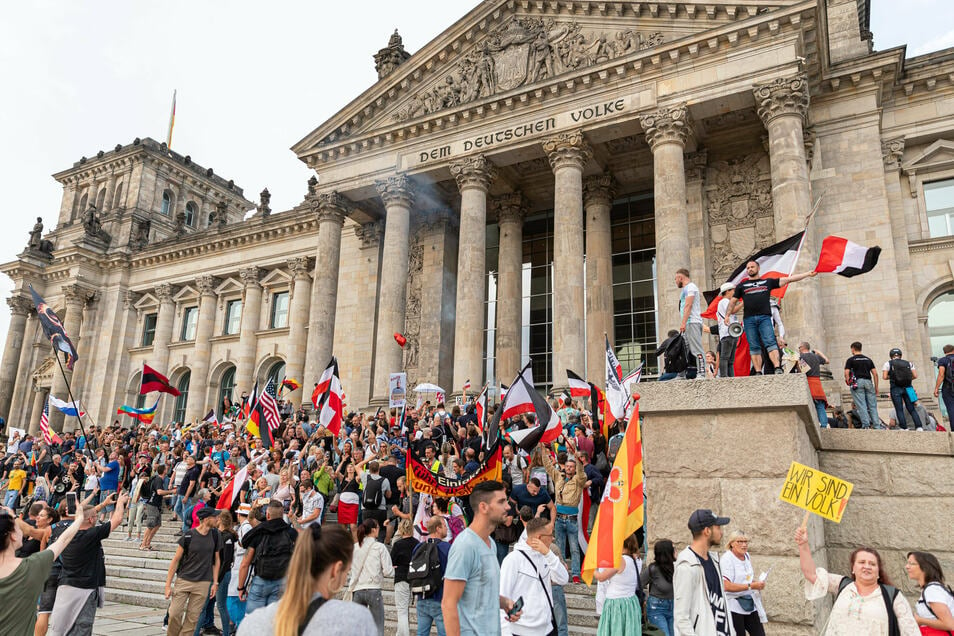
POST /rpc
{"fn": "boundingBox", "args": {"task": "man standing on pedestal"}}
[675,269,704,378]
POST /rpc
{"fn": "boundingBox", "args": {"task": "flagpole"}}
[788,192,826,276]
[49,347,95,461]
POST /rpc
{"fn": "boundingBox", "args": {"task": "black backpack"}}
[408,540,443,598]
[941,357,954,390]
[254,528,294,580]
[836,577,899,636]
[888,359,914,388]
[920,582,954,635]
[363,476,384,510]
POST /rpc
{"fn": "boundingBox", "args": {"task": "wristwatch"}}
[747,582,752,590]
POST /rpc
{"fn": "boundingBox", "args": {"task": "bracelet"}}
[237,587,245,592]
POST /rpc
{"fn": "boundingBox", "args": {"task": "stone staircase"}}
[102,512,600,634]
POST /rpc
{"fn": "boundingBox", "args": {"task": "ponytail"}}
[0,512,15,552]
[356,519,378,545]
[274,524,353,636]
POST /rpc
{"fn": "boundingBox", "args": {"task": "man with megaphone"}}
[715,282,742,377]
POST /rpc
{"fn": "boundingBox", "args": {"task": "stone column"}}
[754,74,822,343]
[450,156,497,393]
[67,295,98,413]
[28,386,46,436]
[48,285,93,431]
[285,256,312,401]
[494,193,526,383]
[544,130,592,385]
[584,175,617,379]
[0,295,33,419]
[305,193,350,388]
[151,283,177,374]
[185,275,219,421]
[236,267,264,394]
[8,312,38,425]
[371,175,414,403]
[640,104,693,338]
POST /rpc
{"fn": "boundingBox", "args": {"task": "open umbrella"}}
[413,383,445,393]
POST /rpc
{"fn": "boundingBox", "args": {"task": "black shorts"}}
[143,503,162,529]
[37,574,59,613]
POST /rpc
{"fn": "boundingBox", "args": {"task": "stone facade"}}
[3,0,954,430]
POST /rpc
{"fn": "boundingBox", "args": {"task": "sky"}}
[0,0,950,358]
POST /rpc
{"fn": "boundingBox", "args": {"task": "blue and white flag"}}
[48,395,85,417]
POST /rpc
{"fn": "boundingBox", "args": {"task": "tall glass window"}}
[522,212,554,390]
[173,371,191,423]
[270,292,289,329]
[266,361,286,387]
[161,191,172,215]
[929,292,954,417]
[142,313,157,346]
[611,194,658,377]
[220,366,236,415]
[224,300,242,335]
[483,224,500,386]
[181,306,198,341]
[925,179,954,238]
[185,202,197,227]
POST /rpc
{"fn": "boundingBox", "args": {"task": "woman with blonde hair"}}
[237,524,376,636]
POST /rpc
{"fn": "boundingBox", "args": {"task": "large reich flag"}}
[565,370,591,399]
[316,358,344,437]
[582,400,645,585]
[495,362,561,452]
[140,363,181,396]
[815,236,881,277]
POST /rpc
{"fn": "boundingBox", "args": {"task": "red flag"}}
[815,236,881,277]
[140,363,181,396]
[316,357,343,436]
[565,370,591,398]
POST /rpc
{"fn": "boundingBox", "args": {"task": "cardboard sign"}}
[779,461,854,523]
[389,373,406,409]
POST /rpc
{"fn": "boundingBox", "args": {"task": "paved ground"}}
[91,601,168,636]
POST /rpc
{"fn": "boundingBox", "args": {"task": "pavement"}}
[90,601,168,636]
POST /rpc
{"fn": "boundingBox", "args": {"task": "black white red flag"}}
[605,336,627,421]
[315,357,344,437]
[566,370,590,398]
[814,236,881,277]
[498,362,561,452]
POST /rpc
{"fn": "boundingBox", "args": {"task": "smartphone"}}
[508,596,524,618]
[65,492,77,515]
[282,499,291,514]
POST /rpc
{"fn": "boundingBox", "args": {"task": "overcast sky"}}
[0,0,950,358]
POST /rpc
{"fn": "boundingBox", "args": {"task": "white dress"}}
[805,568,919,636]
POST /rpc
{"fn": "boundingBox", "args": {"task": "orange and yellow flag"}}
[581,400,645,585]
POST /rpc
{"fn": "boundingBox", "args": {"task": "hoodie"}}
[673,545,735,636]
[499,537,569,636]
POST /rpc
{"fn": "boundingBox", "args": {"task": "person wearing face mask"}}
[796,526,918,635]
[237,524,377,636]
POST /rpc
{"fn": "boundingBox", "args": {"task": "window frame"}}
[269,291,290,329]
[924,178,954,238]
[141,313,158,347]
[180,306,199,341]
[224,299,243,335]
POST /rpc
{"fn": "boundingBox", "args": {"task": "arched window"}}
[220,366,236,415]
[208,212,215,227]
[112,182,124,209]
[929,292,954,418]
[266,361,286,387]
[161,191,172,215]
[185,202,197,227]
[78,193,88,214]
[173,371,191,423]
[95,188,106,210]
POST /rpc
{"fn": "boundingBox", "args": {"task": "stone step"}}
[105,554,172,572]
[105,545,177,560]
[104,587,169,610]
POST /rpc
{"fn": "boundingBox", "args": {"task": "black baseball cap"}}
[688,509,730,532]
[197,507,220,521]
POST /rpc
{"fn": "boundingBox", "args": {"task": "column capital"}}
[375,174,415,209]
[882,138,905,170]
[154,283,176,304]
[753,73,810,126]
[239,267,265,288]
[640,104,693,151]
[6,295,32,316]
[450,155,498,191]
[122,290,141,310]
[684,149,708,182]
[195,275,219,297]
[543,129,593,171]
[287,256,312,280]
[583,174,618,208]
[493,192,526,225]
[315,191,352,225]
[355,220,384,249]
[63,284,96,307]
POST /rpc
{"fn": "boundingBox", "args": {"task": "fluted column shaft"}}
[152,283,177,374]
[372,176,414,403]
[0,296,32,419]
[451,156,497,392]
[754,74,822,343]
[545,130,592,385]
[584,175,617,378]
[494,194,526,383]
[29,388,46,436]
[640,105,693,338]
[49,286,91,431]
[186,277,219,421]
[305,193,350,388]
[286,257,312,401]
[236,268,264,393]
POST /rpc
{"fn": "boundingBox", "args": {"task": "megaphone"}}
[728,322,744,338]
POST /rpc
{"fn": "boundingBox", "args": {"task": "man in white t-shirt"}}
[676,268,704,377]
[716,282,741,377]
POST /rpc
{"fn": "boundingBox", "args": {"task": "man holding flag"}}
[543,436,590,584]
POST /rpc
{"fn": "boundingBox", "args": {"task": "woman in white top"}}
[347,519,393,636]
[905,550,954,634]
[720,530,767,635]
[796,526,919,635]
[592,533,642,636]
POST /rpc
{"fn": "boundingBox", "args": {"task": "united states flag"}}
[39,398,57,446]
[258,379,282,434]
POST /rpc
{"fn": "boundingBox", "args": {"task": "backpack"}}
[446,515,465,542]
[362,476,384,510]
[941,357,954,390]
[920,582,954,636]
[177,528,221,574]
[836,577,900,636]
[254,528,295,580]
[408,540,443,598]
[888,359,914,388]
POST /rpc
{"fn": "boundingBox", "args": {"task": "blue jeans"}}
[742,314,778,356]
[99,488,117,515]
[495,539,509,566]
[553,584,568,636]
[646,596,674,636]
[245,576,285,615]
[174,495,192,527]
[554,515,581,578]
[890,385,921,429]
[195,571,231,635]
[416,598,446,636]
[3,490,19,509]
[814,400,829,428]
[850,378,882,428]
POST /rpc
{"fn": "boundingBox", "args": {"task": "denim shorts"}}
[742,314,778,355]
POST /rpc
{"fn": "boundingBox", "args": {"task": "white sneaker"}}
[916,427,924,431]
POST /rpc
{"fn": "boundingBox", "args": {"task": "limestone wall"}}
[639,375,954,634]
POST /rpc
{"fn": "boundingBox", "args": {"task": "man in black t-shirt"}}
[674,509,732,636]
[165,506,222,636]
[844,341,882,429]
[726,260,817,374]
[142,464,176,550]
[934,343,954,428]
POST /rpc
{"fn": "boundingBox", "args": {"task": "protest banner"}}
[406,434,502,498]
[389,372,407,408]
[779,460,854,523]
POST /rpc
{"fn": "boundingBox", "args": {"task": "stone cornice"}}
[909,235,954,254]
[298,1,815,168]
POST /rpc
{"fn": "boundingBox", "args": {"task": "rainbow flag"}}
[117,399,160,424]
[581,399,645,585]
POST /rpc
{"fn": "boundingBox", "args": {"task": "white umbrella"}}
[413,383,445,393]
